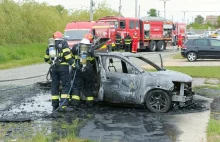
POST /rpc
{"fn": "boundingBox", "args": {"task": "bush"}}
[0,0,119,44]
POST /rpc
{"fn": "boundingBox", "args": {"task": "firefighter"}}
[132,32,139,53]
[115,32,122,51]
[177,33,183,50]
[124,32,132,52]
[71,33,95,107]
[44,31,75,112]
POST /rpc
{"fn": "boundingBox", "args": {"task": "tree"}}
[216,16,220,28]
[194,15,204,25]
[147,8,158,17]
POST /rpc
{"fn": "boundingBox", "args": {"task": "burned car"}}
[91,52,194,113]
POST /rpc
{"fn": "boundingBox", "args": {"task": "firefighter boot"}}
[86,101,94,107]
[53,106,59,111]
[58,106,74,112]
[71,99,80,107]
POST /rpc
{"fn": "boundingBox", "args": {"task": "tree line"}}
[147,8,220,30]
[0,0,119,44]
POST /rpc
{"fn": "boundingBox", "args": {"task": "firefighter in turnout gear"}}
[132,32,139,53]
[115,32,122,51]
[71,33,95,107]
[124,33,132,52]
[44,31,74,112]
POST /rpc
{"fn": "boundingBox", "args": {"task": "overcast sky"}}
[16,0,220,23]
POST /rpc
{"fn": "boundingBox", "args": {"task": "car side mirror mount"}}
[109,58,113,64]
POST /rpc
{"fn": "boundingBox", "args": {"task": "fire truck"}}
[172,22,187,45]
[97,16,174,52]
[64,21,115,52]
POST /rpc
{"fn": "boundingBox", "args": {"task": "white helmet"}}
[80,38,91,45]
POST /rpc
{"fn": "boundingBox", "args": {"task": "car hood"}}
[148,70,193,83]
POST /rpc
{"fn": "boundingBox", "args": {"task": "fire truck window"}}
[129,21,135,29]
[120,20,126,29]
[136,21,139,29]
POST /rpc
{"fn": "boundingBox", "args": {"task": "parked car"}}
[91,52,194,113]
[200,31,215,38]
[181,38,220,62]
[210,30,220,39]
[186,32,201,40]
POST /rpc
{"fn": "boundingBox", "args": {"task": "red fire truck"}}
[64,21,115,51]
[172,22,187,45]
[97,16,174,52]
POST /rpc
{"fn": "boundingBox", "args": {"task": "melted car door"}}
[103,57,140,104]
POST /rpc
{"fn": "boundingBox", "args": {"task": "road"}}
[0,47,214,142]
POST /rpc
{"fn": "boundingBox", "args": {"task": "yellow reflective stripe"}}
[61,94,70,99]
[60,62,68,65]
[75,55,80,59]
[52,96,59,100]
[86,97,94,101]
[72,95,80,100]
[65,54,72,60]
[86,57,95,61]
[101,45,107,49]
[44,54,50,59]
[62,48,70,53]
[62,106,67,109]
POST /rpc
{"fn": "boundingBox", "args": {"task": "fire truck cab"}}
[173,22,187,45]
[64,21,115,51]
[97,16,174,52]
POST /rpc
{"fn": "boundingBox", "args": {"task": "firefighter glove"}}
[72,64,81,70]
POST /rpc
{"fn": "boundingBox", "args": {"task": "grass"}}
[164,66,220,79]
[207,117,220,142]
[171,53,184,59]
[0,119,91,142]
[0,43,46,69]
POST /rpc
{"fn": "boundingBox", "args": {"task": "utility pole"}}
[119,0,122,16]
[138,5,140,18]
[159,0,170,19]
[182,11,188,23]
[90,0,95,21]
[135,0,137,18]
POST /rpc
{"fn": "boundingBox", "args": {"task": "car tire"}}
[145,89,171,113]
[156,41,165,51]
[149,41,156,52]
[187,52,197,62]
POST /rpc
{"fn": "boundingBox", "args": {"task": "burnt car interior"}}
[106,57,138,74]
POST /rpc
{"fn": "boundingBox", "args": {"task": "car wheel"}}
[187,52,197,62]
[145,90,171,113]
[149,41,156,52]
[156,41,165,51]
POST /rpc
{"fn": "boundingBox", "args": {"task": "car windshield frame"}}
[64,29,90,40]
[126,56,164,72]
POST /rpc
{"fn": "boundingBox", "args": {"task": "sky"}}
[16,0,220,23]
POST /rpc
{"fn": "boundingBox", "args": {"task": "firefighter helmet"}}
[80,38,91,45]
[84,33,94,43]
[53,31,63,39]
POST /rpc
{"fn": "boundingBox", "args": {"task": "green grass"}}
[171,53,184,59]
[207,118,220,142]
[0,44,46,69]
[165,66,220,79]
[0,119,91,142]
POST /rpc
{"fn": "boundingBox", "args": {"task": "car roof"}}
[95,52,142,58]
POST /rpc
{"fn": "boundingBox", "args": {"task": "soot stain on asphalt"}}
[0,84,211,141]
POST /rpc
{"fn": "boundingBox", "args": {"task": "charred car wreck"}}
[91,52,194,113]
